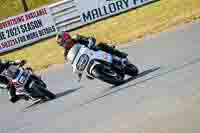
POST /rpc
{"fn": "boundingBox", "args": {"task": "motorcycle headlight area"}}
[76,54,89,71]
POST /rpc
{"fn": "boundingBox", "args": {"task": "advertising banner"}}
[0,6,57,53]
[77,0,156,24]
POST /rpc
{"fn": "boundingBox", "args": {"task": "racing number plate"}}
[18,72,28,84]
[76,54,89,71]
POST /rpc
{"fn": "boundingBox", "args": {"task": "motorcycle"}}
[1,65,55,102]
[67,44,139,85]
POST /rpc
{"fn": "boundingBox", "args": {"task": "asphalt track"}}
[1,21,200,133]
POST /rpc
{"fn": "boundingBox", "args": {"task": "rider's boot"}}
[39,97,48,103]
[112,56,124,69]
[16,94,30,101]
[112,56,128,70]
[86,75,94,80]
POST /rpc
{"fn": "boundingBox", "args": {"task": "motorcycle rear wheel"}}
[125,63,139,77]
[91,64,124,85]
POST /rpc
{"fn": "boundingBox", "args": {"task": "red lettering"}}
[25,8,48,21]
[0,38,18,49]
[0,16,25,29]
[43,8,47,15]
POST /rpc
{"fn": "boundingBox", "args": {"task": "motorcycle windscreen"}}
[15,69,29,85]
[67,44,82,64]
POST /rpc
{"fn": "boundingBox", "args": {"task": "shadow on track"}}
[30,67,160,113]
[107,66,161,90]
[80,55,200,107]
[22,87,81,111]
[77,67,161,107]
[55,87,81,99]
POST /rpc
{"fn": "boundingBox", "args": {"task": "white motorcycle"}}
[1,65,55,101]
[67,44,139,85]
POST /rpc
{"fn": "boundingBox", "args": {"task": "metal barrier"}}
[48,0,82,32]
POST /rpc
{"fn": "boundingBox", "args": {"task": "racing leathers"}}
[0,60,29,103]
[64,34,127,61]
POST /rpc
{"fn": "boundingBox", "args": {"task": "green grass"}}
[1,0,200,70]
[0,0,60,20]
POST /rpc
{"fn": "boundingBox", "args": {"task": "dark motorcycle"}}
[1,65,55,101]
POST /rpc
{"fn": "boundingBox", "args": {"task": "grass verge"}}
[1,0,200,70]
[0,0,60,20]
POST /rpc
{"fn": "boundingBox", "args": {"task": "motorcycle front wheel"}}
[36,80,56,100]
[29,75,55,100]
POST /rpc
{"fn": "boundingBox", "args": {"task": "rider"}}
[56,31,127,61]
[56,31,128,81]
[0,59,29,103]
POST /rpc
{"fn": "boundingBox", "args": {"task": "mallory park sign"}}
[77,0,156,24]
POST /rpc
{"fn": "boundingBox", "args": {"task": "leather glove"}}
[21,60,27,65]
